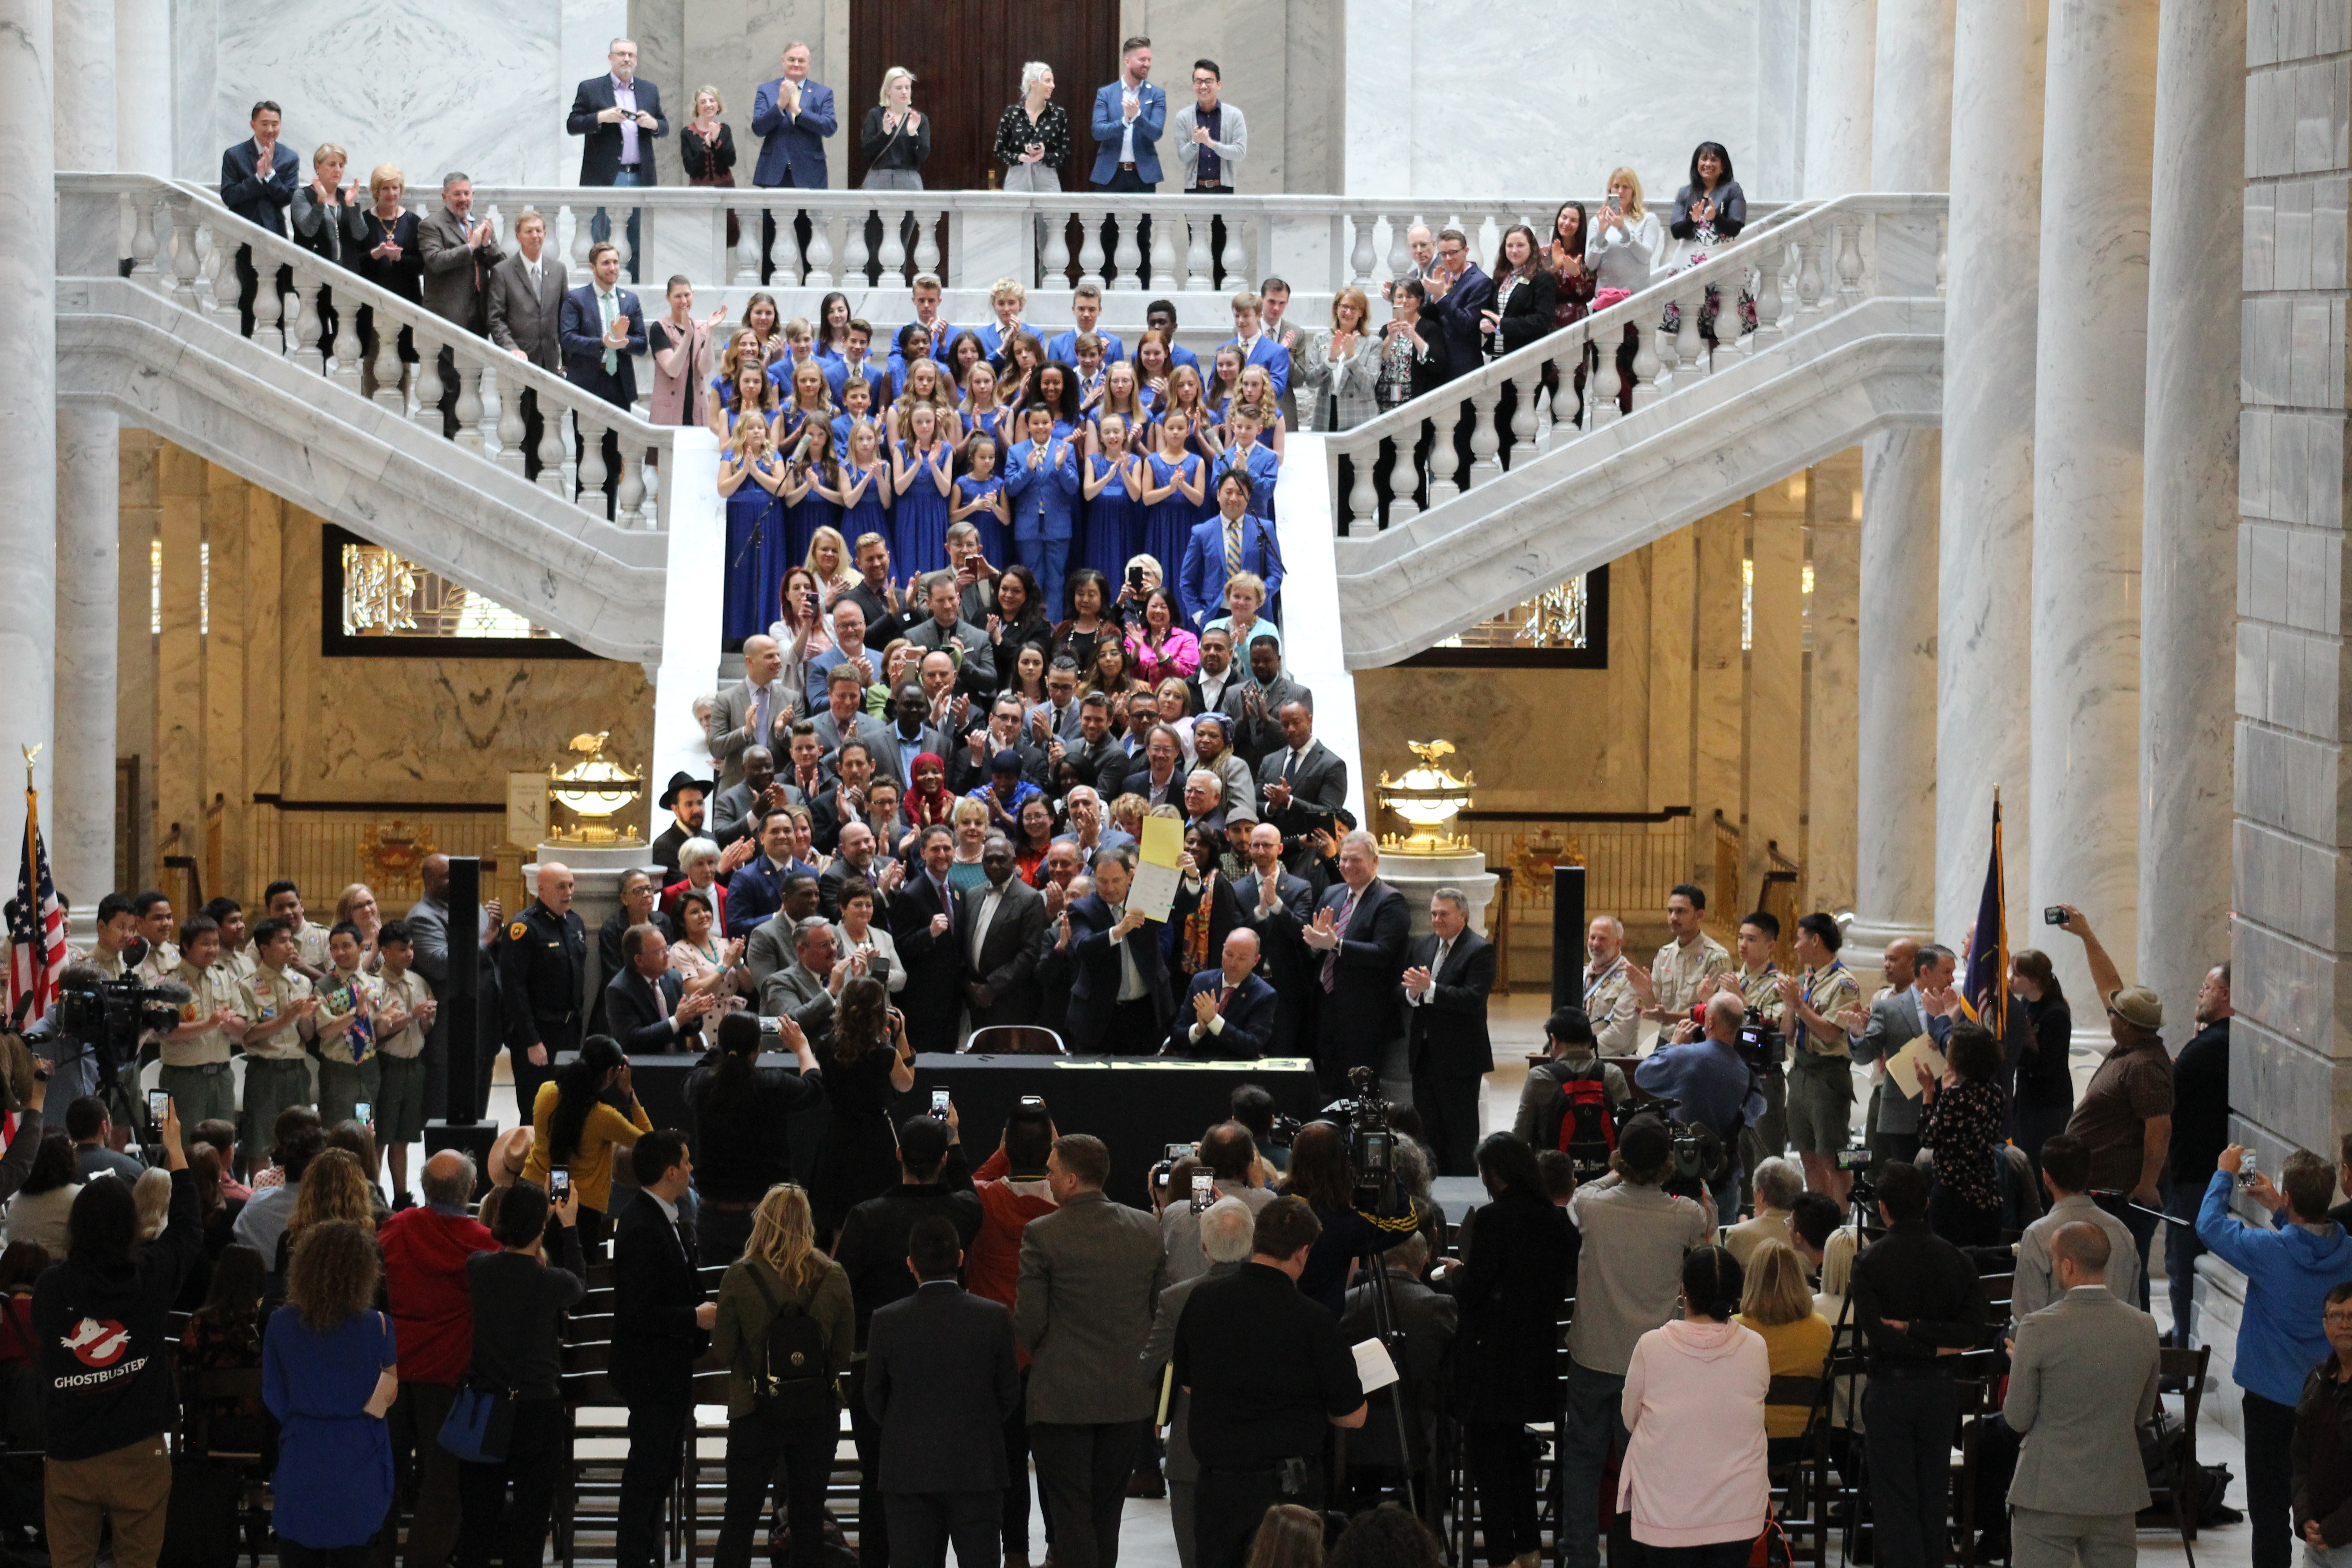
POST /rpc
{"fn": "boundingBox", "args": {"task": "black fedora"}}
[658,770,715,810]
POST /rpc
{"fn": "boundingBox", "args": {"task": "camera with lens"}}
[40,971,186,1101]
[1644,1094,1736,1206]
[1833,1145,1880,1218]
[1332,1066,1396,1207]
[1736,1008,1785,1071]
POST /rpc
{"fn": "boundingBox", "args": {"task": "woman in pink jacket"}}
[1618,1245,1772,1568]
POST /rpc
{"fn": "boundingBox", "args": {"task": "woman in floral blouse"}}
[995,63,1069,192]
[1914,1018,2010,1247]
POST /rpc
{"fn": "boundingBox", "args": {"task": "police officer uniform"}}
[241,961,317,1159]
[163,957,247,1127]
[499,899,586,1124]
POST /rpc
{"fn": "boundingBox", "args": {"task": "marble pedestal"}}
[1377,848,1500,941]
[525,842,663,1019]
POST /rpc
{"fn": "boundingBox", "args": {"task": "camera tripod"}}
[1345,1240,1422,1521]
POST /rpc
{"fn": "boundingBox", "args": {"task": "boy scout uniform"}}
[1650,931,1733,1019]
[314,966,384,1130]
[372,966,433,1146]
[1733,962,1790,1183]
[163,958,245,1127]
[136,941,182,985]
[1582,956,1641,1054]
[241,963,318,1161]
[1785,960,1862,1156]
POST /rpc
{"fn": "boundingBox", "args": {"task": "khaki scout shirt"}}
[242,964,316,1062]
[162,959,245,1068]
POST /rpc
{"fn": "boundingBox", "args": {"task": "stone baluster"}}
[916,211,943,278]
[1506,371,1538,466]
[617,440,647,526]
[1347,445,1377,534]
[568,207,593,283]
[1425,410,1461,510]
[455,359,486,454]
[255,262,285,352]
[287,269,322,367]
[1147,216,1175,294]
[1040,208,1071,284]
[1797,235,1826,313]
[1184,217,1214,291]
[1834,217,1865,309]
[873,206,903,284]
[735,205,762,285]
[804,210,835,288]
[1752,247,1786,345]
[411,327,445,435]
[774,204,805,286]
[1651,298,1683,390]
[1466,383,1504,489]
[1109,207,1140,289]
[372,313,407,412]
[1217,220,1246,289]
[495,365,529,475]
[1589,333,1621,428]
[1674,283,1707,381]
[536,400,570,495]
[1350,215,1378,288]
[1077,212,1106,291]
[575,409,608,506]
[1386,216,1412,285]
[206,225,240,326]
[1627,319,1661,412]
[128,193,162,284]
[1548,338,1585,435]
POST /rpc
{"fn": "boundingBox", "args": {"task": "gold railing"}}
[1453,809,1695,987]
[244,800,526,919]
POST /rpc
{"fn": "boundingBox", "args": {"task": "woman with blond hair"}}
[1733,1238,1833,1464]
[1589,166,1661,416]
[862,67,930,191]
[711,1183,854,1568]
[266,1218,399,1566]
[274,1146,376,1278]
[1301,286,1379,432]
[355,163,422,402]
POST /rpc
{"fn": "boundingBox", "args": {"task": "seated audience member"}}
[65,1098,143,1184]
[180,1242,274,1458]
[1733,1239,1833,1464]
[1726,1156,1805,1267]
[4,1133,82,1254]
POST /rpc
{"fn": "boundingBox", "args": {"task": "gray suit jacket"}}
[1137,1260,1237,1485]
[485,250,568,370]
[758,959,837,1044]
[1014,1189,1166,1425]
[745,912,801,990]
[709,677,803,789]
[2010,1193,2143,1320]
[416,206,507,333]
[1854,988,1929,1135]
[2003,1285,2160,1514]
[905,616,998,693]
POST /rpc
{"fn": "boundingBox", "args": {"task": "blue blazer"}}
[889,322,961,389]
[1047,328,1127,368]
[1206,443,1281,524]
[825,355,892,404]
[1170,969,1279,1059]
[1005,437,1081,541]
[1180,512,1284,628]
[559,284,648,407]
[750,77,837,188]
[567,76,669,185]
[1166,343,1203,375]
[1220,334,1294,397]
[976,322,1030,363]
[1088,80,1168,186]
[220,139,298,235]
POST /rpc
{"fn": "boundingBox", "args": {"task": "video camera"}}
[46,973,186,1092]
[1642,1094,1736,1206]
[1332,1065,1396,1207]
[1736,1007,1785,1071]
[1834,1146,1881,1224]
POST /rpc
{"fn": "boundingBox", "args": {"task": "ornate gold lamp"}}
[1377,740,1476,854]
[545,732,644,845]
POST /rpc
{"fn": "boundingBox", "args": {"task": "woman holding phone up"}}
[806,976,916,1245]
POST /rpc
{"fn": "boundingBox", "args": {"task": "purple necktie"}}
[1321,891,1358,992]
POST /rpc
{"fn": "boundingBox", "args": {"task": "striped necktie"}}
[1321,890,1358,991]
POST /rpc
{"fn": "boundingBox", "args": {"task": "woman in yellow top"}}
[1732,1238,1834,1462]
[521,1035,652,1254]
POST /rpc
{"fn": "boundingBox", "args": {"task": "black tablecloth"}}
[565,1051,1326,1206]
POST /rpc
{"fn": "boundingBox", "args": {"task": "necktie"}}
[750,687,769,742]
[935,877,954,935]
[651,976,669,1021]
[1285,748,1302,784]
[599,291,619,374]
[1225,517,1243,575]
[676,1217,699,1268]
[1321,891,1357,991]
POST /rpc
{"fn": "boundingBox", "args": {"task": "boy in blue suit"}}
[1006,406,1080,619]
[1181,470,1284,629]
[1207,407,1281,519]
[1046,283,1128,368]
[1220,289,1293,397]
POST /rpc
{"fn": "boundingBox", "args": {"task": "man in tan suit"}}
[486,208,568,480]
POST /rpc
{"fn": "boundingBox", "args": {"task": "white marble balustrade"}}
[69,174,678,534]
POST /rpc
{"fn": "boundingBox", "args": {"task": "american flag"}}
[6,788,65,1028]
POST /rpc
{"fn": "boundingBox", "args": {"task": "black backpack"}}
[745,1265,835,1421]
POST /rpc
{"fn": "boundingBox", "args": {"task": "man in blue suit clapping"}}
[558,242,646,519]
[1089,38,1166,289]
[751,42,836,284]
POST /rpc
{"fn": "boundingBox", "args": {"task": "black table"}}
[568,1051,1327,1206]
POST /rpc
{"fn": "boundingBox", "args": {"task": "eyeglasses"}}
[2326,1311,2352,1328]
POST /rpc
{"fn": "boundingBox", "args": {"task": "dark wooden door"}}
[848,0,1121,193]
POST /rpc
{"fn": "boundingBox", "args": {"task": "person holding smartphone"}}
[807,978,918,1245]
[995,63,1068,193]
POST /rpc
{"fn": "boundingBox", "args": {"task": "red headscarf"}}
[905,752,954,826]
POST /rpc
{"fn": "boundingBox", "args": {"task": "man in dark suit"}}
[485,207,569,480]
[557,241,646,518]
[1255,700,1348,873]
[1064,847,1173,1055]
[724,809,810,939]
[1422,227,1495,490]
[895,826,967,1053]
[711,747,785,848]
[876,685,950,794]
[220,100,298,336]
[497,862,586,1123]
[1222,640,1313,771]
[416,172,507,436]
[604,924,709,1056]
[565,38,667,278]
[965,838,1047,1031]
[610,1130,713,1568]
[650,772,712,882]
[1169,930,1278,1058]
[841,534,910,649]
[1404,890,1498,1175]
[1301,833,1411,1089]
[866,1216,1021,1568]
[1231,822,1315,1056]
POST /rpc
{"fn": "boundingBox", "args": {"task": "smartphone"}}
[1165,1141,1193,1162]
[354,1102,372,1125]
[147,1088,169,1126]
[2043,906,2067,926]
[1191,1170,1214,1214]
[931,1088,951,1117]
[1019,1095,1046,1110]
[549,1169,570,1202]
[1128,565,1146,594]
[2238,1150,2260,1189]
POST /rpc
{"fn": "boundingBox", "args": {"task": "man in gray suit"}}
[2003,1221,2160,1568]
[904,573,998,699]
[1015,1134,1166,1568]
[1138,1197,1254,1568]
[1844,941,1955,1169]
[745,874,824,990]
[416,173,507,439]
[406,853,502,1120]
[708,635,801,791]
[810,666,898,774]
[485,207,568,481]
[757,917,843,1050]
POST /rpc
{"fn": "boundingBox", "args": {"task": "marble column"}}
[111,0,165,174]
[1847,431,1941,960]
[0,0,58,865]
[1934,0,2048,951]
[1871,0,1956,191]
[2136,0,2243,1037]
[1805,451,1864,917]
[2030,0,2156,1015]
[54,0,116,921]
[1805,0,1877,197]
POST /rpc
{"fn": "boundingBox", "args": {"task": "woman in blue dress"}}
[951,431,1011,565]
[1080,412,1146,587]
[1032,363,1081,441]
[263,1219,399,1566]
[720,415,790,644]
[892,403,956,576]
[837,417,893,557]
[1140,409,1206,576]
[710,354,776,445]
[782,421,845,573]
